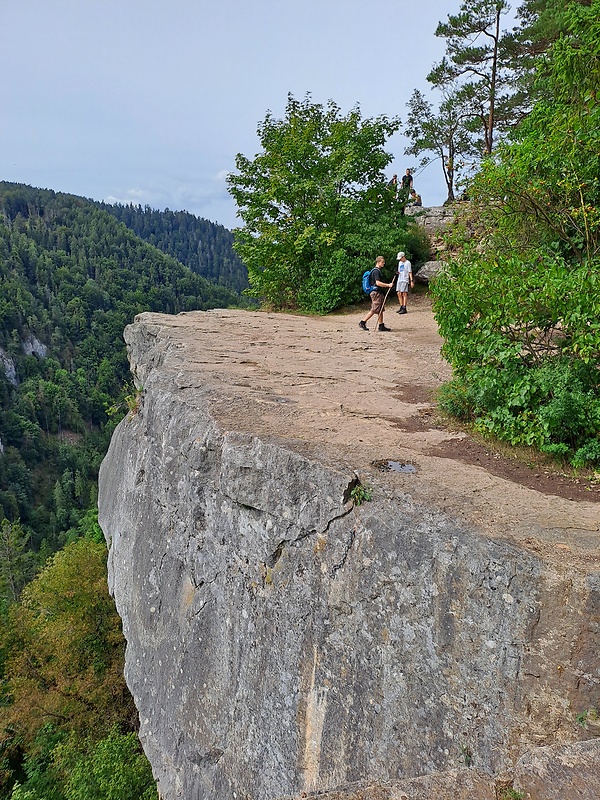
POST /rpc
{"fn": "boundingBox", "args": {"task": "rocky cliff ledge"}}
[98,301,599,800]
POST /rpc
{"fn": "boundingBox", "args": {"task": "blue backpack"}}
[362,269,375,294]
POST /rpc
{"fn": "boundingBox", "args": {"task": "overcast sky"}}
[3,0,494,229]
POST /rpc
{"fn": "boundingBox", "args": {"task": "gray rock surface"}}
[0,347,17,386]
[98,307,600,800]
[514,740,600,799]
[280,769,498,799]
[21,334,47,358]
[405,204,456,233]
[414,260,443,284]
[406,203,469,269]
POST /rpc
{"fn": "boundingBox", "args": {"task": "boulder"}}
[414,260,444,284]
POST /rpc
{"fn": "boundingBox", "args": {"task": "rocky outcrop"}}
[406,204,466,283]
[414,260,443,285]
[0,348,17,386]
[98,307,600,800]
[22,334,47,358]
[0,336,47,387]
[405,204,456,233]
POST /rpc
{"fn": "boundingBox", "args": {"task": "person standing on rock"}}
[395,252,414,314]
[359,256,394,332]
[401,169,413,192]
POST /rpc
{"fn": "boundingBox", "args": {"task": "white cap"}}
[396,251,405,260]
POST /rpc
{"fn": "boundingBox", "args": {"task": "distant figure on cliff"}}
[395,252,414,315]
[408,189,422,206]
[401,169,413,192]
[359,256,394,332]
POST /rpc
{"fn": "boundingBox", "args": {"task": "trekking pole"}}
[376,283,395,331]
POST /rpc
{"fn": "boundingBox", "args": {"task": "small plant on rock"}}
[350,483,373,506]
[497,788,524,800]
[107,385,143,419]
[459,743,473,767]
[576,706,600,732]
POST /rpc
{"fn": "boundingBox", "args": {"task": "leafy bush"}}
[8,728,157,800]
[431,253,600,465]
[430,0,600,468]
[57,730,157,800]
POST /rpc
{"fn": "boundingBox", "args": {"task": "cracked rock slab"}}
[98,307,600,800]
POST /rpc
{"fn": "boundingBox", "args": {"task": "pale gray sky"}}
[1,0,504,228]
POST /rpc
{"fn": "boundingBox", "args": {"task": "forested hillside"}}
[100,203,249,295]
[0,183,244,799]
[0,182,239,568]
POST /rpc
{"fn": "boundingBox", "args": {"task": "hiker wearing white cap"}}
[395,252,413,314]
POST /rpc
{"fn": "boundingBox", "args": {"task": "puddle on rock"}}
[372,459,418,474]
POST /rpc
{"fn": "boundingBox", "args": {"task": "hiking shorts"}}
[397,281,409,293]
[370,290,384,314]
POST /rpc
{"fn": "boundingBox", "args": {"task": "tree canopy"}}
[430,0,600,467]
[227,94,427,313]
[100,202,250,296]
[0,538,155,799]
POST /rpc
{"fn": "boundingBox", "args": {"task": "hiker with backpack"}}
[359,256,394,332]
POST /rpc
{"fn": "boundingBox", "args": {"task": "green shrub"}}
[431,251,600,466]
[55,729,157,800]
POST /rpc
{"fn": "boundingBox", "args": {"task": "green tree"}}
[227,93,404,312]
[53,729,157,800]
[2,538,135,748]
[428,0,514,154]
[404,88,479,202]
[508,0,593,115]
[0,519,36,602]
[430,0,600,466]
[469,0,600,263]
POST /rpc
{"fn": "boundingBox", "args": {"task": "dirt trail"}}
[136,294,600,569]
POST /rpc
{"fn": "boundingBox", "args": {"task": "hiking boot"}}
[398,306,407,314]
[378,323,391,331]
[359,320,368,330]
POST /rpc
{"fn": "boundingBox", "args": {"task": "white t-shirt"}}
[397,259,412,282]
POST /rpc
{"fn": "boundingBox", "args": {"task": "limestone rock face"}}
[0,347,17,386]
[414,260,443,284]
[405,204,456,233]
[406,203,466,267]
[98,308,600,800]
[513,740,600,799]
